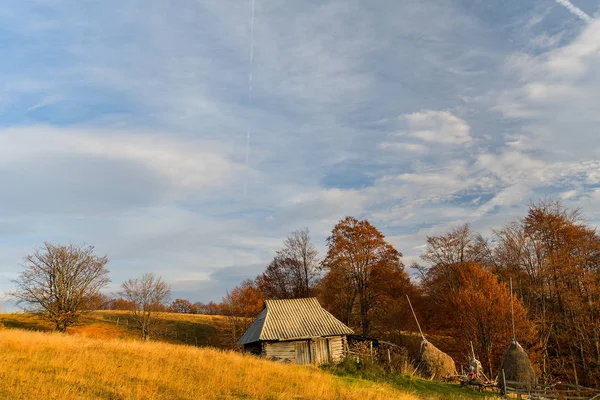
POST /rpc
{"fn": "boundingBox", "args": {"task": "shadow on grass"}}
[0,315,53,332]
[87,312,225,347]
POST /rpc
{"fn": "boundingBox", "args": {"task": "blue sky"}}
[1,0,600,308]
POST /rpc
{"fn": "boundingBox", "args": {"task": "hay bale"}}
[497,339,536,387]
[416,339,457,380]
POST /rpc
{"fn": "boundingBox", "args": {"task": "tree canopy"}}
[11,243,110,332]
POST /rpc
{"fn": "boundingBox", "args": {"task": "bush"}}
[324,342,413,383]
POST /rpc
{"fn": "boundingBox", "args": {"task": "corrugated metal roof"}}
[237,308,267,345]
[237,297,354,345]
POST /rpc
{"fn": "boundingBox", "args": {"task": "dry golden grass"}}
[0,310,234,347]
[0,329,415,400]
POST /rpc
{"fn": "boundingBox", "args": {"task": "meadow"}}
[0,328,413,400]
[0,312,498,399]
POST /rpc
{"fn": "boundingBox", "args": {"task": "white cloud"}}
[402,110,472,144]
[493,19,600,162]
[560,189,579,199]
[3,0,600,303]
[0,126,246,190]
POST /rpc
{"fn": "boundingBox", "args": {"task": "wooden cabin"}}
[237,297,354,365]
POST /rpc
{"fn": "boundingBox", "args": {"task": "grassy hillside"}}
[0,328,414,400]
[0,310,235,348]
[0,312,499,399]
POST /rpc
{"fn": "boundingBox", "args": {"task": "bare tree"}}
[11,243,110,332]
[257,228,319,299]
[120,273,171,340]
[421,223,492,268]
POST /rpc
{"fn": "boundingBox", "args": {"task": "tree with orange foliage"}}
[321,216,411,336]
[493,201,600,385]
[442,262,536,376]
[110,297,134,311]
[221,279,265,346]
[170,298,194,314]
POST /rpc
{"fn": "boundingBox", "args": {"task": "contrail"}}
[554,0,593,23]
[244,0,256,197]
[244,128,250,196]
[248,0,255,100]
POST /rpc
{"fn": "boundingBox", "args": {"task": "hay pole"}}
[406,295,425,340]
[510,278,516,341]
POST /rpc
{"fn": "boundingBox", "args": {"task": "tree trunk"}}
[360,296,370,336]
[55,321,67,333]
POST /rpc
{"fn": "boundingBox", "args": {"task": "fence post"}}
[501,369,506,396]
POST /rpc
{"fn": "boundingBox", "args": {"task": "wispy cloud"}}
[1,0,600,306]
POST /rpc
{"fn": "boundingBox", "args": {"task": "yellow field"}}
[0,328,414,400]
[0,310,235,347]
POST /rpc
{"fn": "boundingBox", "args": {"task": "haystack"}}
[416,339,457,380]
[497,339,536,387]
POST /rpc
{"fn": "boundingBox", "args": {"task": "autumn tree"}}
[85,293,113,310]
[170,298,194,314]
[321,216,410,336]
[221,279,264,346]
[492,201,600,385]
[109,297,134,310]
[120,273,172,340]
[417,224,494,330]
[193,301,222,315]
[11,243,110,332]
[443,262,536,376]
[256,228,319,299]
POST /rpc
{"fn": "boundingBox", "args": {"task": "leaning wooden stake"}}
[510,278,516,340]
[406,295,425,340]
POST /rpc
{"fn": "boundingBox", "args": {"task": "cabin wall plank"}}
[264,341,296,362]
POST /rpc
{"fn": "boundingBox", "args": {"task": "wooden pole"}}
[510,278,516,341]
[406,295,425,340]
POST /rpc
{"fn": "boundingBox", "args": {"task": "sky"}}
[1,0,600,309]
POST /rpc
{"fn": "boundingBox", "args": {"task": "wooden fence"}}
[503,378,600,400]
